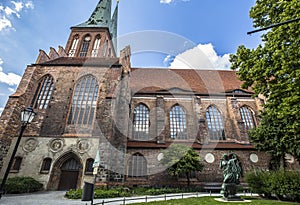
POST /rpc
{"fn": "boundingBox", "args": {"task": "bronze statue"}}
[219,153,243,200]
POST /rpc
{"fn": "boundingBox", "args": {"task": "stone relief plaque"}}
[23,138,38,152]
[205,153,215,163]
[77,139,90,153]
[49,139,64,152]
[157,153,164,161]
[250,153,259,163]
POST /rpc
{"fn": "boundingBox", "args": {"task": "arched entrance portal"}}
[47,152,82,190]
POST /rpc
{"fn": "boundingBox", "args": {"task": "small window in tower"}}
[68,35,79,57]
[10,157,22,172]
[31,75,54,110]
[40,158,52,174]
[79,35,91,57]
[85,158,94,175]
[91,35,101,57]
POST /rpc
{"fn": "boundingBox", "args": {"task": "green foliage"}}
[230,0,300,163]
[245,170,300,202]
[134,196,300,205]
[94,187,131,198]
[160,144,204,186]
[144,188,181,195]
[65,189,82,199]
[3,177,43,194]
[65,187,131,199]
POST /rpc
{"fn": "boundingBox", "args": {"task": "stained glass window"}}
[32,75,54,109]
[206,105,226,140]
[133,104,149,141]
[240,106,256,130]
[68,75,98,125]
[170,105,187,139]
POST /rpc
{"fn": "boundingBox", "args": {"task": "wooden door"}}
[58,157,81,190]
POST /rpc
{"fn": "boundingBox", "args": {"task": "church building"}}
[0,0,286,190]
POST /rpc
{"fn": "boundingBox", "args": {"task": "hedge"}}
[245,169,300,202]
[1,177,43,194]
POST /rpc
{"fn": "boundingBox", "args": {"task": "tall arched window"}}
[79,35,91,57]
[91,35,101,57]
[31,75,54,109]
[68,35,79,57]
[206,105,225,140]
[170,105,187,139]
[127,153,147,178]
[239,106,256,130]
[68,75,99,125]
[133,104,150,141]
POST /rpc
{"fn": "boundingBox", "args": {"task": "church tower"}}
[0,0,130,191]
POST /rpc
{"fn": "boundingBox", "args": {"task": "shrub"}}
[3,177,43,194]
[65,189,82,199]
[245,170,300,202]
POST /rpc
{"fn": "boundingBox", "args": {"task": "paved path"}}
[1,191,254,205]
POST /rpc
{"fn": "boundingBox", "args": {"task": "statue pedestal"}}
[221,183,243,201]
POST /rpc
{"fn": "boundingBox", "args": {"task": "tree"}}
[230,0,300,168]
[160,144,204,187]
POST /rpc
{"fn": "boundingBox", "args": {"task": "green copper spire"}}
[75,0,112,28]
[110,2,118,52]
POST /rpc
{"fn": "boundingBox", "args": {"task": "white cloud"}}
[0,107,4,116]
[166,43,231,70]
[160,0,190,4]
[0,1,34,31]
[11,1,24,12]
[0,58,21,86]
[0,16,12,30]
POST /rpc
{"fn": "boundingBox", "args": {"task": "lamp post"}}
[0,107,36,199]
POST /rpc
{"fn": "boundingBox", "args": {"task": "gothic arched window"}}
[68,35,79,57]
[32,75,54,109]
[133,104,150,141]
[206,105,226,140]
[91,35,101,57]
[128,153,147,178]
[79,35,91,57]
[170,105,187,139]
[68,75,99,125]
[239,106,256,130]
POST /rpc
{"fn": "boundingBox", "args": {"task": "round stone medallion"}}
[49,139,64,152]
[157,153,164,161]
[77,139,90,153]
[205,153,215,163]
[250,153,259,163]
[23,138,38,152]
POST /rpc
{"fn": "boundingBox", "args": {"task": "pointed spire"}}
[75,0,112,28]
[110,1,118,52]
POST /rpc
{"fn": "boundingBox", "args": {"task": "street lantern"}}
[0,106,36,199]
[21,107,36,126]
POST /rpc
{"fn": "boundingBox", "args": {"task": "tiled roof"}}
[129,68,251,95]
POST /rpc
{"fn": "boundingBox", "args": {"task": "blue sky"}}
[0,0,261,114]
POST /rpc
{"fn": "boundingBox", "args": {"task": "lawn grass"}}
[133,196,300,205]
